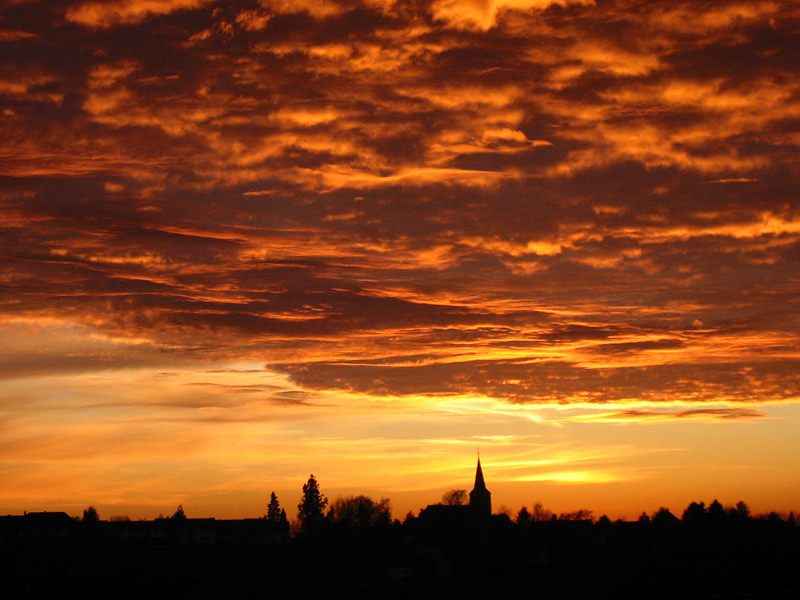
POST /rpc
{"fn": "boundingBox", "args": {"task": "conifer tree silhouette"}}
[267,491,287,524]
[298,474,327,532]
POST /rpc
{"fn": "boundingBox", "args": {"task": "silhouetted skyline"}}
[1,0,799,521]
[2,468,798,599]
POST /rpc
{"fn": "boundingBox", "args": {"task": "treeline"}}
[75,475,797,534]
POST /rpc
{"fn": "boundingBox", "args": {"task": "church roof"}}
[472,457,488,493]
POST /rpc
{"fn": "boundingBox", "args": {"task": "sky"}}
[1,0,799,521]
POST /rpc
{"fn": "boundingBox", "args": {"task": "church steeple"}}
[469,453,491,517]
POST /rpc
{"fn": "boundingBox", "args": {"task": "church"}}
[417,455,493,531]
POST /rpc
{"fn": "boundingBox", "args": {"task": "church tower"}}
[469,454,491,517]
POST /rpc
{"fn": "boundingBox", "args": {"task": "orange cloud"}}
[432,0,595,30]
[66,0,212,28]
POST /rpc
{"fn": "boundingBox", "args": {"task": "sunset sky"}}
[1,0,799,521]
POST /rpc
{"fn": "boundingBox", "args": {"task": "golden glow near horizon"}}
[1,0,799,520]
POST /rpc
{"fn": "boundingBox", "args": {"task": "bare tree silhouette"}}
[441,489,467,506]
[82,506,99,523]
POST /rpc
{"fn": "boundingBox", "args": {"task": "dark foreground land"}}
[2,508,798,600]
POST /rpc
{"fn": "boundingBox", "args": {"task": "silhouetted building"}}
[416,456,493,538]
[469,456,491,517]
[0,511,75,545]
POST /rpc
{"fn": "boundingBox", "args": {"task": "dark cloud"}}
[599,407,769,422]
[274,358,800,404]
[1,0,798,402]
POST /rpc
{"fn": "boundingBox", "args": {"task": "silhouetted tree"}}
[734,500,750,520]
[297,474,327,532]
[441,489,467,506]
[652,507,679,525]
[516,506,531,526]
[708,499,725,526]
[493,512,514,528]
[531,501,554,521]
[682,501,706,525]
[266,492,287,524]
[172,504,187,521]
[328,495,391,530]
[109,515,130,522]
[82,506,99,523]
[559,509,593,521]
[638,512,651,523]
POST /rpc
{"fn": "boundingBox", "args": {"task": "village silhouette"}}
[1,457,798,599]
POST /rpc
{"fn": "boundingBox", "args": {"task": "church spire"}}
[474,454,487,491]
[469,452,491,517]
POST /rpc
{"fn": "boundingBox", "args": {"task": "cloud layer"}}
[1,0,799,407]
